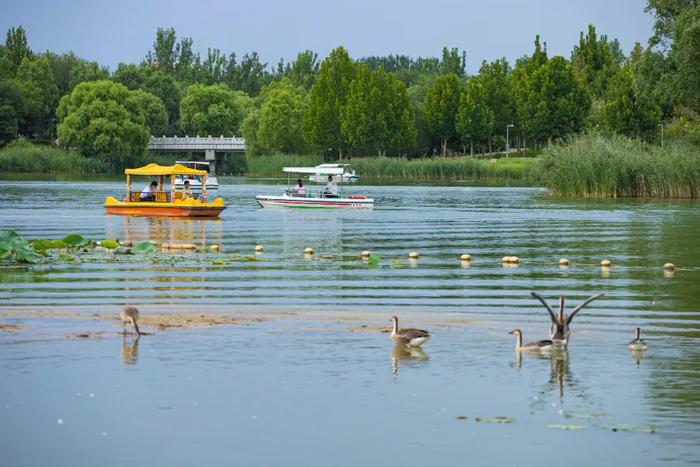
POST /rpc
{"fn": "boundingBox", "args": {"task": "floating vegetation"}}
[367,254,382,268]
[547,424,585,431]
[100,239,119,249]
[564,410,604,420]
[0,230,40,263]
[131,241,157,254]
[597,423,656,433]
[390,259,407,268]
[475,416,515,423]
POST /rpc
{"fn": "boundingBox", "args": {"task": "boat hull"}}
[256,195,374,210]
[104,197,225,218]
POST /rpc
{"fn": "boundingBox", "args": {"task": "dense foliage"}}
[0,0,698,174]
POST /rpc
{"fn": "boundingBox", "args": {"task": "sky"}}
[0,0,656,74]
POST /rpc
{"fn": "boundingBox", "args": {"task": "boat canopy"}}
[125,163,207,176]
[283,166,345,175]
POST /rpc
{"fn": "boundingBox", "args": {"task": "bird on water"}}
[390,315,430,347]
[509,329,553,351]
[627,327,648,351]
[120,306,141,335]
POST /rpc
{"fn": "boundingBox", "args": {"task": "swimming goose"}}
[509,329,553,351]
[120,306,141,335]
[530,292,604,345]
[390,316,430,347]
[627,327,647,351]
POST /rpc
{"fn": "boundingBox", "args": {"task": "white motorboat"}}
[256,166,374,210]
[308,164,359,183]
[173,161,219,192]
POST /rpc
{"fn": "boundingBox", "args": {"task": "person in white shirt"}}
[323,175,338,198]
[292,178,306,197]
[140,181,157,201]
[182,180,194,200]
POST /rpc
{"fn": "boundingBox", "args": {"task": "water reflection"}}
[107,216,223,250]
[629,349,646,366]
[121,335,139,365]
[513,348,579,401]
[390,344,429,380]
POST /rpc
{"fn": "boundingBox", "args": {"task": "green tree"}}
[456,77,495,154]
[284,50,320,89]
[56,80,153,168]
[0,81,25,145]
[126,89,169,136]
[240,108,261,155]
[146,27,195,80]
[511,35,548,148]
[478,58,515,151]
[13,56,58,138]
[571,24,624,98]
[303,46,357,158]
[179,83,247,136]
[603,65,662,140]
[670,5,700,112]
[255,79,308,154]
[46,52,109,97]
[423,72,460,155]
[440,47,467,77]
[4,26,32,76]
[341,66,415,156]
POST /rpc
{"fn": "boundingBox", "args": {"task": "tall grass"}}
[246,153,534,181]
[0,140,109,174]
[534,133,700,198]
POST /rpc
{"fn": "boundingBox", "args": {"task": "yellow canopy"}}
[125,163,207,176]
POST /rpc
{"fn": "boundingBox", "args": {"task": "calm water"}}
[1,179,699,466]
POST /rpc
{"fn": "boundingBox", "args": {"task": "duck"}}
[120,305,141,335]
[390,316,430,347]
[509,329,553,351]
[627,327,647,351]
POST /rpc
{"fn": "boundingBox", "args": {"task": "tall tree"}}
[571,24,624,98]
[440,47,467,77]
[478,58,515,151]
[4,26,32,76]
[13,56,58,139]
[146,27,195,80]
[303,46,357,158]
[456,77,495,154]
[603,64,662,140]
[0,81,25,145]
[423,72,460,155]
[255,79,308,154]
[284,50,320,89]
[511,36,549,147]
[179,83,248,136]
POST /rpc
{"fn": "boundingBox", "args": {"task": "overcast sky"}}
[1,0,655,74]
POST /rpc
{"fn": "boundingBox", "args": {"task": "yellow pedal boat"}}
[105,163,226,218]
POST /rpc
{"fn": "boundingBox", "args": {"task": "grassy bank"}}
[535,133,700,198]
[245,153,536,181]
[0,141,109,174]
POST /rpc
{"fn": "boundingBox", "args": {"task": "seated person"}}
[140,181,158,201]
[182,180,194,200]
[291,178,306,197]
[323,175,339,198]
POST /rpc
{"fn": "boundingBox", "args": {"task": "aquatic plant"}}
[0,230,40,263]
[534,133,700,198]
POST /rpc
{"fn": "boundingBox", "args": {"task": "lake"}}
[1,179,699,466]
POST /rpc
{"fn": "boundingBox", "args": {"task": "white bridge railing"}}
[148,136,246,151]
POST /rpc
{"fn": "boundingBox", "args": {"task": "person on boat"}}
[182,180,194,200]
[323,175,338,198]
[292,178,306,197]
[140,181,158,201]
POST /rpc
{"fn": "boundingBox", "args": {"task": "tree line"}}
[0,0,698,169]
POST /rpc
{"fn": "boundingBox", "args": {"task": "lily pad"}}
[547,424,585,431]
[367,254,381,268]
[475,416,515,423]
[101,239,119,250]
[597,423,656,433]
[62,234,86,247]
[390,259,407,268]
[564,411,605,420]
[131,241,157,254]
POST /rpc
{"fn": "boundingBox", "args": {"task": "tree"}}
[0,81,25,145]
[13,56,58,138]
[126,89,169,136]
[478,58,515,151]
[145,27,195,80]
[511,35,548,148]
[423,73,460,155]
[670,5,700,112]
[525,56,590,143]
[179,83,248,136]
[255,79,308,154]
[4,26,32,76]
[303,46,357,158]
[341,66,415,156]
[571,24,624,98]
[603,65,662,140]
[456,78,495,154]
[56,80,153,168]
[440,47,467,77]
[284,50,320,89]
[46,52,109,97]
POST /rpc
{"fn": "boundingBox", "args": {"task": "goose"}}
[390,316,430,347]
[627,327,647,351]
[530,292,604,345]
[120,306,141,335]
[509,329,553,351]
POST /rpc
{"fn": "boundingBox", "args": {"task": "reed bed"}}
[535,133,700,198]
[0,141,108,174]
[246,153,534,181]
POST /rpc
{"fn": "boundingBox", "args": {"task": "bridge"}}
[148,136,246,174]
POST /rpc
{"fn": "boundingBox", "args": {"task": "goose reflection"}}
[629,349,646,366]
[513,347,581,402]
[121,334,140,365]
[391,344,429,380]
